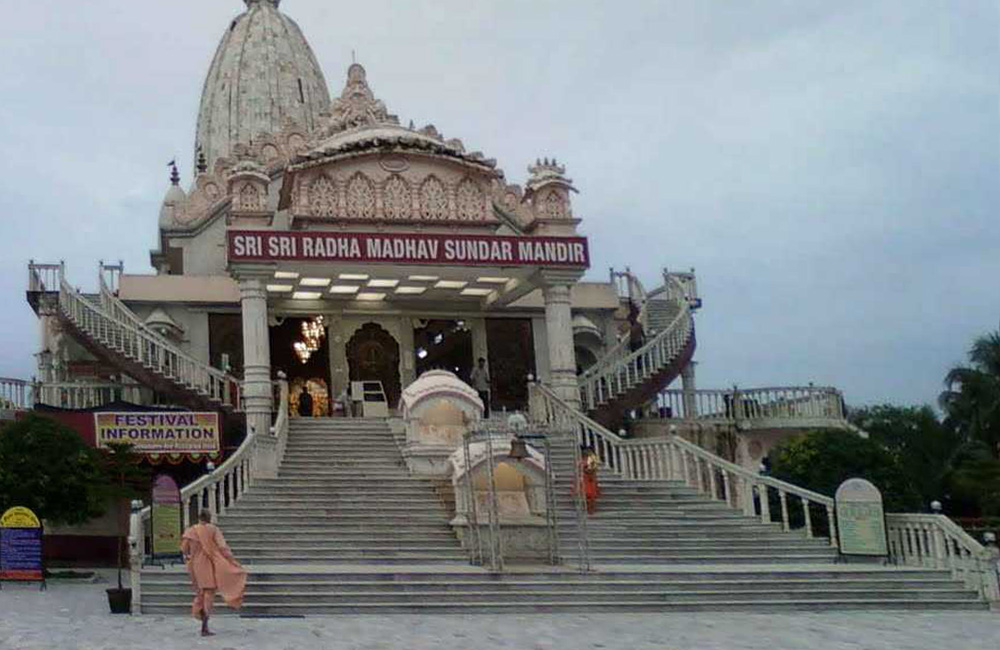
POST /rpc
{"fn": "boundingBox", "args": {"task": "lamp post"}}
[930,500,942,515]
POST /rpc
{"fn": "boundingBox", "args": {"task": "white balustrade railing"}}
[28,261,64,293]
[655,386,846,423]
[579,274,694,412]
[886,514,1000,602]
[36,382,146,409]
[0,378,36,410]
[129,378,289,613]
[57,278,242,409]
[531,381,838,544]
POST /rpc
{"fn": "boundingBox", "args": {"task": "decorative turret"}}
[525,157,579,234]
[159,161,187,229]
[322,63,400,134]
[226,146,272,226]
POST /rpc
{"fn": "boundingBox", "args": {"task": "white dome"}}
[195,0,331,169]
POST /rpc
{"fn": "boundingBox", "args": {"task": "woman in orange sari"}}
[181,510,247,637]
[579,446,601,514]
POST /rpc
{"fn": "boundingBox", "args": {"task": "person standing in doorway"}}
[181,510,246,637]
[470,357,491,418]
[297,385,313,417]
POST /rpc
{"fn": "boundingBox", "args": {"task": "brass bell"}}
[509,436,529,460]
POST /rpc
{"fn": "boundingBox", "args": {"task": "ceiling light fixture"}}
[274,271,300,279]
[329,285,361,294]
[300,278,331,287]
[292,291,322,300]
[395,286,427,295]
[339,273,369,281]
[368,279,399,288]
[476,277,511,284]
[408,275,440,282]
[356,292,386,302]
[461,288,493,297]
[434,280,468,289]
[267,284,293,292]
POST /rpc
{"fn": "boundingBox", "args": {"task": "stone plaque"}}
[835,478,888,557]
[151,475,182,560]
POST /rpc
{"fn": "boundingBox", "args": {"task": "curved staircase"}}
[580,272,695,429]
[27,263,242,412]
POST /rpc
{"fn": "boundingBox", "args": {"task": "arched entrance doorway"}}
[346,323,402,407]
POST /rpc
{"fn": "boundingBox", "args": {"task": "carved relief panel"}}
[294,158,498,225]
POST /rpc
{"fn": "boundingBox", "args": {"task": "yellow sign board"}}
[1,507,41,529]
[94,412,220,454]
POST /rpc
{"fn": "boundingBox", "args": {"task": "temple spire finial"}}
[244,0,281,8]
[168,160,180,186]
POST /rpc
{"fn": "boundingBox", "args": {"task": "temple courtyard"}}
[0,572,996,650]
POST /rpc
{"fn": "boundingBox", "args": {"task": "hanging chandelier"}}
[294,316,326,364]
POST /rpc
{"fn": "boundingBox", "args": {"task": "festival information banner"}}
[228,230,590,268]
[835,478,889,557]
[1,506,44,584]
[151,475,182,562]
[93,412,221,455]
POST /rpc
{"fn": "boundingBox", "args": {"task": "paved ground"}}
[0,571,996,650]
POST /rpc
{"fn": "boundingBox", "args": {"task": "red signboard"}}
[228,231,590,268]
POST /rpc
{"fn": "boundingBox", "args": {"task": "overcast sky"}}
[0,0,996,409]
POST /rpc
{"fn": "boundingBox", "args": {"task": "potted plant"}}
[99,442,149,614]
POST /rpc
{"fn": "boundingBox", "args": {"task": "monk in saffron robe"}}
[181,510,247,637]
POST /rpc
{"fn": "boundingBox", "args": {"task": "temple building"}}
[7,0,994,614]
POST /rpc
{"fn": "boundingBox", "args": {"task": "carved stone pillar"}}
[238,273,272,441]
[681,361,697,418]
[541,279,579,409]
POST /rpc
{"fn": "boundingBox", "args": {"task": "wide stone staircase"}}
[210,418,467,565]
[141,419,988,614]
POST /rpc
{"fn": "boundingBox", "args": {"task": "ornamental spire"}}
[244,0,281,8]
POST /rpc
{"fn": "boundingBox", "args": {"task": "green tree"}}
[940,328,1000,459]
[943,442,1000,517]
[770,429,922,512]
[848,404,962,508]
[0,414,105,525]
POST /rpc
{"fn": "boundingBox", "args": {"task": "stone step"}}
[229,542,464,553]
[225,528,456,548]
[219,514,450,524]
[142,588,979,605]
[227,507,448,517]
[569,539,831,550]
[142,576,964,594]
[235,496,445,505]
[140,568,956,584]
[232,554,468,564]
[575,553,837,564]
[141,599,988,615]
[218,524,454,534]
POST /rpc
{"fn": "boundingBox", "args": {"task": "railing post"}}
[826,504,838,548]
[759,485,771,524]
[802,498,813,538]
[779,490,790,531]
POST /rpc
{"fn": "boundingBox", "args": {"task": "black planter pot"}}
[106,588,132,614]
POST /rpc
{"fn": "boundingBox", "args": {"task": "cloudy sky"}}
[0,0,995,409]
